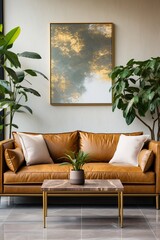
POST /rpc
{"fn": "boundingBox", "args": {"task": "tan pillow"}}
[5,148,24,172]
[138,149,154,172]
[17,132,53,166]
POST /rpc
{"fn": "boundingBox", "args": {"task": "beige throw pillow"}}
[138,149,154,172]
[5,148,24,172]
[17,132,53,166]
[109,134,150,166]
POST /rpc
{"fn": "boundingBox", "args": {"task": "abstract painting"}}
[50,23,113,105]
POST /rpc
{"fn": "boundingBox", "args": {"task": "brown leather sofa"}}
[0,130,160,208]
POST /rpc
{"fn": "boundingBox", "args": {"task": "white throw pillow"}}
[17,132,53,166]
[109,134,150,166]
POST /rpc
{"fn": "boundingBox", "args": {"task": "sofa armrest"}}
[148,140,160,194]
[0,139,15,194]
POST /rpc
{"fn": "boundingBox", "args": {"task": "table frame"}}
[42,182,123,228]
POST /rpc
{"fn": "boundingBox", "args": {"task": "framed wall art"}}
[50,23,114,105]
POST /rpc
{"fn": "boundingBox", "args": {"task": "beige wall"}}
[3,0,160,135]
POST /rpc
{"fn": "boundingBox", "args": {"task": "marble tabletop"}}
[41,179,124,192]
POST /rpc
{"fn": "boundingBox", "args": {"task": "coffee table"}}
[41,179,124,228]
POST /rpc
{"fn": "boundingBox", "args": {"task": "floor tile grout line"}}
[139,207,158,240]
[0,204,16,224]
[0,202,160,240]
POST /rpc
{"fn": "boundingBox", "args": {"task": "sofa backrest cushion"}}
[79,131,143,162]
[43,131,79,163]
[13,131,79,163]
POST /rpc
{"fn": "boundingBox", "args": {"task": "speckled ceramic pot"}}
[69,170,85,185]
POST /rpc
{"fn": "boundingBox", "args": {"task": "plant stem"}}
[9,106,13,138]
[135,114,155,140]
[157,107,160,141]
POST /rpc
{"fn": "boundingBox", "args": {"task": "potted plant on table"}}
[109,57,160,141]
[61,151,88,185]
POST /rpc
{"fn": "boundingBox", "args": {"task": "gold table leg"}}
[43,191,47,228]
[156,194,159,210]
[118,191,123,228]
[118,192,120,217]
[120,191,123,228]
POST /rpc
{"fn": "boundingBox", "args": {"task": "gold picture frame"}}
[50,23,114,105]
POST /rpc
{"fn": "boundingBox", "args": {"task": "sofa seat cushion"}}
[83,163,155,184]
[4,163,155,185]
[4,164,71,184]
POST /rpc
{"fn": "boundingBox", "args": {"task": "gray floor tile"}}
[0,197,160,239]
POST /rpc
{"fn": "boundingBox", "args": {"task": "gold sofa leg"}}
[156,194,159,210]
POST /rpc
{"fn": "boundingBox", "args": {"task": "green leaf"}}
[125,97,135,116]
[18,90,28,102]
[11,123,19,129]
[0,100,15,110]
[126,58,134,66]
[5,67,19,82]
[0,39,5,47]
[138,102,149,116]
[5,50,21,68]
[134,95,139,104]
[22,105,33,114]
[149,103,155,112]
[125,94,133,100]
[18,51,41,59]
[59,162,70,166]
[125,111,136,125]
[134,66,141,75]
[120,68,132,78]
[109,66,122,79]
[13,104,33,114]
[4,26,20,47]
[22,87,41,96]
[24,69,37,76]
[148,92,155,101]
[0,24,3,33]
[127,87,139,93]
[129,78,136,84]
[0,80,11,93]
[16,71,25,82]
[33,70,48,80]
[157,87,160,96]
[147,59,156,70]
[25,69,48,79]
[0,125,4,130]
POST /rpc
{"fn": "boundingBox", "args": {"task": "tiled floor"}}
[0,197,160,240]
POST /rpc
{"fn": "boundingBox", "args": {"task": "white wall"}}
[3,0,160,136]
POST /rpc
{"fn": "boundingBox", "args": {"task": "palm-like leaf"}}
[60,151,88,171]
[0,25,48,138]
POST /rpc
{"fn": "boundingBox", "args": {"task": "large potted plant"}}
[0,25,48,138]
[61,151,88,185]
[110,57,160,141]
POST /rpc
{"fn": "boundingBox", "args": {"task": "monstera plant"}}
[0,25,47,138]
[110,57,160,141]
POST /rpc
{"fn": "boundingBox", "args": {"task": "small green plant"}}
[60,151,88,171]
[0,25,48,138]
